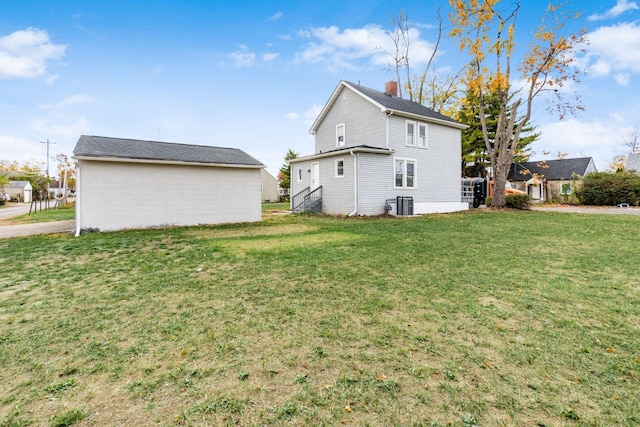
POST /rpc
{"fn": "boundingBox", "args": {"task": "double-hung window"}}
[406,121,416,146]
[336,123,345,147]
[418,124,428,148]
[335,159,344,178]
[394,158,416,189]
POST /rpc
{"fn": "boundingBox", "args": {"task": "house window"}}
[336,159,344,177]
[406,121,415,146]
[561,182,572,195]
[297,167,302,182]
[418,124,428,148]
[336,123,345,147]
[394,158,416,188]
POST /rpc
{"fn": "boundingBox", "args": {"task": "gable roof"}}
[625,152,640,172]
[310,80,466,133]
[73,135,264,168]
[508,157,596,182]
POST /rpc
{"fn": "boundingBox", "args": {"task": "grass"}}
[0,210,638,426]
[0,203,75,224]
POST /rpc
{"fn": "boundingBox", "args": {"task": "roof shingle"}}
[344,80,460,125]
[73,135,264,167]
[508,157,596,181]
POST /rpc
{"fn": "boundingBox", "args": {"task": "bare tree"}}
[621,126,639,153]
[383,9,466,114]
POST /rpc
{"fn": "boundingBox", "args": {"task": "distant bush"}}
[505,194,531,210]
[575,171,640,206]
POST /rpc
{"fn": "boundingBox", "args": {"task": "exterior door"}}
[311,162,320,190]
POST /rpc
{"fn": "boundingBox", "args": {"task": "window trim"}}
[394,157,417,189]
[336,123,346,147]
[405,120,416,147]
[335,158,345,178]
[560,182,572,195]
[417,123,428,149]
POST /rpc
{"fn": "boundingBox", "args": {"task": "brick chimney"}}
[384,81,398,97]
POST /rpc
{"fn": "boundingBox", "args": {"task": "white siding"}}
[77,160,261,231]
[319,155,355,214]
[315,87,386,153]
[387,115,462,203]
[358,153,393,215]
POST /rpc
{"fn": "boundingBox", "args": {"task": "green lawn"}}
[0,211,638,426]
[0,203,75,224]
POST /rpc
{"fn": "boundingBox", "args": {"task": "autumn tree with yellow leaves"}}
[449,0,587,208]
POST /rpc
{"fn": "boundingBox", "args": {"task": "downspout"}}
[386,110,393,149]
[74,163,81,237]
[348,150,358,216]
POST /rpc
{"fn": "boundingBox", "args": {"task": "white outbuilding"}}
[72,135,264,234]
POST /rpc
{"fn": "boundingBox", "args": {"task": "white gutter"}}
[71,156,264,169]
[348,150,358,216]
[74,163,81,237]
[384,108,469,130]
[288,146,391,164]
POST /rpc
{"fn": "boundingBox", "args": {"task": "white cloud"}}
[29,116,89,140]
[295,24,435,71]
[533,118,627,169]
[263,52,279,61]
[304,104,322,123]
[38,94,94,111]
[269,12,284,22]
[0,134,40,158]
[0,27,66,79]
[614,72,631,86]
[229,48,256,67]
[588,0,639,21]
[284,105,322,124]
[581,22,640,83]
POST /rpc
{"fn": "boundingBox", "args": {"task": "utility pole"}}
[41,139,56,202]
[40,139,56,178]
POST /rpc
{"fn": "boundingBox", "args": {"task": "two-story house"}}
[289,80,469,216]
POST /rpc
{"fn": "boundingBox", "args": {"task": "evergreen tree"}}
[277,149,299,191]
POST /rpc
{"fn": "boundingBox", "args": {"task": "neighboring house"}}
[261,169,279,202]
[508,157,597,202]
[289,80,469,216]
[6,180,33,203]
[72,135,264,233]
[625,152,640,172]
[48,180,74,198]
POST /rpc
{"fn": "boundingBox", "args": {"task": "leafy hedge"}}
[486,194,531,210]
[575,171,640,206]
[505,194,531,210]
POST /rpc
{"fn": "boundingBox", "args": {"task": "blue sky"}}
[1,0,639,176]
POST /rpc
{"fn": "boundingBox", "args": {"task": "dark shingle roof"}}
[73,135,263,167]
[508,157,595,181]
[344,81,461,125]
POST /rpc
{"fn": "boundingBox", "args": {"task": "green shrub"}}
[505,194,531,210]
[575,171,640,206]
[485,196,492,207]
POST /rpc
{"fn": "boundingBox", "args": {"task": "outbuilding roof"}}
[309,80,466,133]
[73,135,264,167]
[625,152,640,172]
[508,157,596,182]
